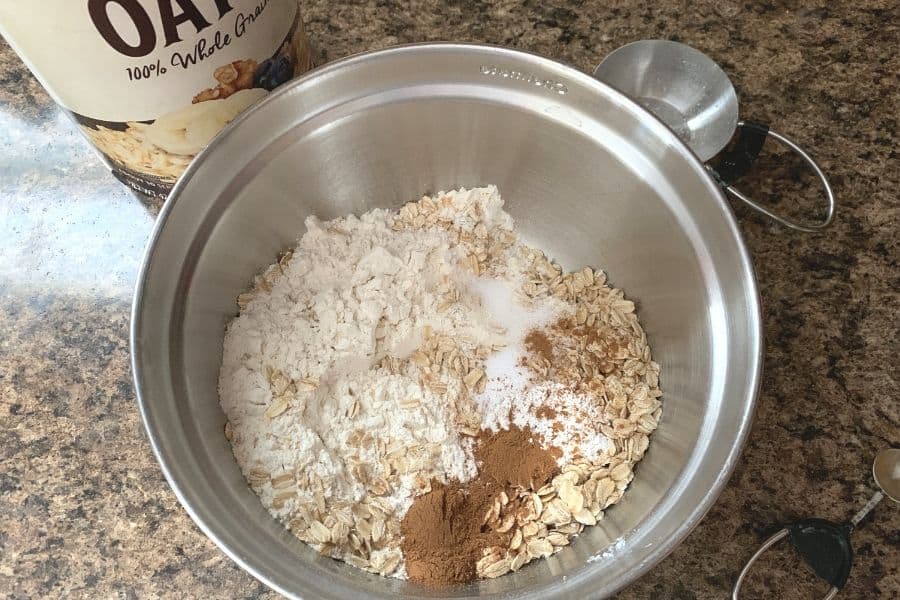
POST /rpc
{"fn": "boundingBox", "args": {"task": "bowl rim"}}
[131,41,762,599]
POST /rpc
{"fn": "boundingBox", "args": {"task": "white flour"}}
[219,187,513,523]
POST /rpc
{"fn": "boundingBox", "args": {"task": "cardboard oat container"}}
[0,1,314,198]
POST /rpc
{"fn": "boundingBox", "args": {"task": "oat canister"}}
[0,1,314,197]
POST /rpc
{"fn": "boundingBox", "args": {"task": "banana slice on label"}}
[145,88,268,156]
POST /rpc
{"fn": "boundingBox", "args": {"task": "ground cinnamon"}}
[524,328,553,364]
[525,316,625,387]
[474,427,560,490]
[399,478,502,585]
[400,427,560,586]
[535,405,557,421]
[517,316,626,461]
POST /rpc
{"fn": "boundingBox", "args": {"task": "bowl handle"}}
[709,121,837,233]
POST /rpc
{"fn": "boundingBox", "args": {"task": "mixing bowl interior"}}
[132,44,760,599]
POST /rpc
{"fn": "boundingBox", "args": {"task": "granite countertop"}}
[1,1,897,598]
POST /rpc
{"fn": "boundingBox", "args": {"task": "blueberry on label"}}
[254,56,294,91]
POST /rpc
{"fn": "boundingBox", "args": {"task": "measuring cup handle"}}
[716,121,836,233]
[732,528,841,600]
[732,528,788,599]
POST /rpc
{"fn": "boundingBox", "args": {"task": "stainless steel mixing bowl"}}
[131,43,761,599]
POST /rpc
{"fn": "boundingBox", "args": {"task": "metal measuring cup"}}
[594,40,835,232]
[731,448,900,599]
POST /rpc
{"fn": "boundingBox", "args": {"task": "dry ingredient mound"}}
[219,185,662,583]
[400,427,559,586]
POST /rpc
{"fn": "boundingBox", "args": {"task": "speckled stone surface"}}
[1,1,897,598]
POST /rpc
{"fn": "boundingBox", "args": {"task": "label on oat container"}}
[0,0,313,197]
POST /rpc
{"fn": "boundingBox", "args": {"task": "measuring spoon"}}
[732,448,900,599]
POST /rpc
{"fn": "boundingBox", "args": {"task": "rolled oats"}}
[222,186,661,581]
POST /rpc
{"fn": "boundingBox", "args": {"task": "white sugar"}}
[480,378,611,464]
[469,270,611,464]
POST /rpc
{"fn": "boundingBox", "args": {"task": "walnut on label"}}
[193,59,259,104]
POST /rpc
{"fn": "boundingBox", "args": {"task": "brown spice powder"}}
[400,427,560,586]
[475,427,560,489]
[525,317,625,388]
[399,478,502,585]
[524,328,553,364]
[518,317,626,460]
[535,405,557,421]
